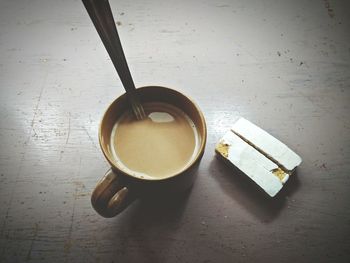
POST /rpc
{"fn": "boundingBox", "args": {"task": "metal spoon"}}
[82,0,146,120]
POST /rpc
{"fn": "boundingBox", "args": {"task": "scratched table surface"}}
[1,0,349,262]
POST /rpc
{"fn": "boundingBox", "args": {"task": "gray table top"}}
[1,0,349,262]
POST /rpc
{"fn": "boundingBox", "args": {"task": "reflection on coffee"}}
[110,102,200,179]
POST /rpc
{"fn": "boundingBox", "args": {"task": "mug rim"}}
[98,85,207,182]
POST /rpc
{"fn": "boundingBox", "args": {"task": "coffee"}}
[110,102,200,179]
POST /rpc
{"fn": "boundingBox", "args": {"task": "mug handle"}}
[91,169,135,218]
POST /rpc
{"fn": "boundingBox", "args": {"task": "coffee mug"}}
[91,86,207,217]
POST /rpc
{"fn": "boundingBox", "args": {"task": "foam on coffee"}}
[110,102,200,179]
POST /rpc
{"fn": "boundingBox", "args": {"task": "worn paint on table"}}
[0,0,350,262]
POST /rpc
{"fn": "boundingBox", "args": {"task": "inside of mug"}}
[99,86,207,180]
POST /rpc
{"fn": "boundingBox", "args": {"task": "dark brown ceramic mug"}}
[91,86,207,217]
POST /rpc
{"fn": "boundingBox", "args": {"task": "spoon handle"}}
[82,0,137,96]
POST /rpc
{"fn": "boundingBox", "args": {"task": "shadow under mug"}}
[91,86,207,217]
